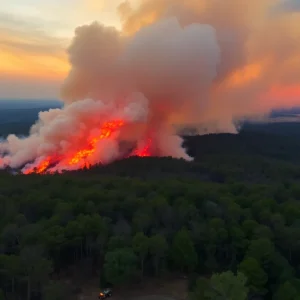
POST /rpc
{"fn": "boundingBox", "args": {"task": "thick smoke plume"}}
[0,0,300,173]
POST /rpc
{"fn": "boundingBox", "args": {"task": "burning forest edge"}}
[0,119,155,175]
[23,120,153,175]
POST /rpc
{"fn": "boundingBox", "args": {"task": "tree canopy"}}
[1,131,300,299]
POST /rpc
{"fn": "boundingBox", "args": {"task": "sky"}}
[0,0,299,100]
[0,0,136,99]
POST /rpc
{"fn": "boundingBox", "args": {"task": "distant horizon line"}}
[0,99,300,114]
[0,98,63,102]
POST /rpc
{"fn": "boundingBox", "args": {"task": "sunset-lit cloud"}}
[0,0,300,102]
[0,15,68,97]
[0,0,125,98]
[0,13,69,75]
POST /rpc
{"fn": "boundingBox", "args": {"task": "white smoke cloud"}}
[0,0,299,173]
[0,17,220,172]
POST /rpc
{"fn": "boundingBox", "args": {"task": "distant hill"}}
[0,99,63,110]
[270,107,300,118]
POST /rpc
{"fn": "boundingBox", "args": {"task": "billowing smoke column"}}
[0,0,300,174]
[0,17,219,173]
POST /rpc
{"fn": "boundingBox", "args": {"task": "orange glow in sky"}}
[226,63,264,87]
[0,49,69,79]
[1,0,300,102]
[0,0,125,98]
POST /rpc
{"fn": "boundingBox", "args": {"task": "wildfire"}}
[23,157,52,175]
[67,120,125,166]
[22,120,130,174]
[68,149,94,166]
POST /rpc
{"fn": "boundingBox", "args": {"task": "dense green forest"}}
[2,129,300,299]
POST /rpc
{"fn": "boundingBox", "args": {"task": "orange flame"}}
[23,157,52,175]
[132,138,152,157]
[67,120,125,167]
[23,120,125,174]
[22,120,154,175]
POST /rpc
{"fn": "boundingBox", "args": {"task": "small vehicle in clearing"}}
[98,288,112,299]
